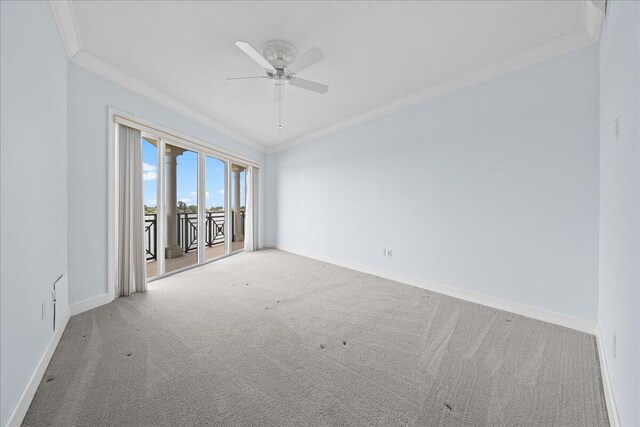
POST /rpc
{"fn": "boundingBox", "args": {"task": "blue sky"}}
[142,139,244,209]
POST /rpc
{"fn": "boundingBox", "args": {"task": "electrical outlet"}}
[41,302,46,320]
[612,332,617,358]
[614,117,620,140]
[379,248,393,257]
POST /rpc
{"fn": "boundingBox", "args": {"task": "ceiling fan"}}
[227,40,328,128]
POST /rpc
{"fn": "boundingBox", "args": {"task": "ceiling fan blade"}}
[226,76,268,81]
[289,77,329,94]
[235,41,276,72]
[286,47,323,74]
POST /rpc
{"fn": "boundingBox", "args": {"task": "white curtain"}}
[117,124,146,297]
[244,166,256,251]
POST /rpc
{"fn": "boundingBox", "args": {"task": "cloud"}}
[142,163,157,180]
[179,198,191,203]
[217,189,224,195]
[143,171,157,181]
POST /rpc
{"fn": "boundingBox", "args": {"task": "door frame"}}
[107,107,261,299]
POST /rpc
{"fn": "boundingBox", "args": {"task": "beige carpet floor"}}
[23,249,608,426]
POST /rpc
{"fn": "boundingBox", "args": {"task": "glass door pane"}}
[142,137,159,278]
[230,163,246,252]
[164,143,199,273]
[205,156,227,261]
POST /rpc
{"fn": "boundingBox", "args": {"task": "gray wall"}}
[598,1,640,425]
[67,64,265,305]
[266,45,600,321]
[0,2,69,425]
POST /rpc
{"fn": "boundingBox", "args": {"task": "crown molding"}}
[49,1,82,59]
[583,0,606,41]
[48,1,265,153]
[71,50,265,152]
[268,0,606,153]
[269,20,603,153]
[50,0,604,154]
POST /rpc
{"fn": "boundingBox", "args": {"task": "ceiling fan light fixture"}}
[261,40,297,68]
[227,39,329,129]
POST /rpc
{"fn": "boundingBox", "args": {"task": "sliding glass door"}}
[142,137,159,278]
[205,156,226,261]
[230,163,246,252]
[140,132,251,280]
[164,143,199,273]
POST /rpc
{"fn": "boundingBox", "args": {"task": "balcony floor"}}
[146,241,244,278]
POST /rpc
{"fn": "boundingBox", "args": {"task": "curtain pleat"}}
[244,166,255,251]
[117,124,146,297]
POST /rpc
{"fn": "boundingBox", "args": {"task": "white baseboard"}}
[595,324,620,427]
[4,314,70,427]
[3,249,610,427]
[70,293,112,316]
[275,244,597,335]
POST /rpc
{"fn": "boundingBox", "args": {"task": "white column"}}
[165,146,184,258]
[233,166,244,242]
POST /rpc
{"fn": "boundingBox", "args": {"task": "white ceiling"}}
[63,1,600,150]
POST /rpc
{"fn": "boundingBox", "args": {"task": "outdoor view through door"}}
[205,156,226,261]
[231,163,246,252]
[137,126,254,281]
[164,143,198,273]
[143,137,159,278]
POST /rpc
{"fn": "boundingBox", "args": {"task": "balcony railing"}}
[144,210,244,261]
[145,215,157,261]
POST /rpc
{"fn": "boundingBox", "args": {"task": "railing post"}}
[144,213,158,261]
[184,214,188,252]
[177,213,182,252]
[152,214,156,260]
[206,212,211,247]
